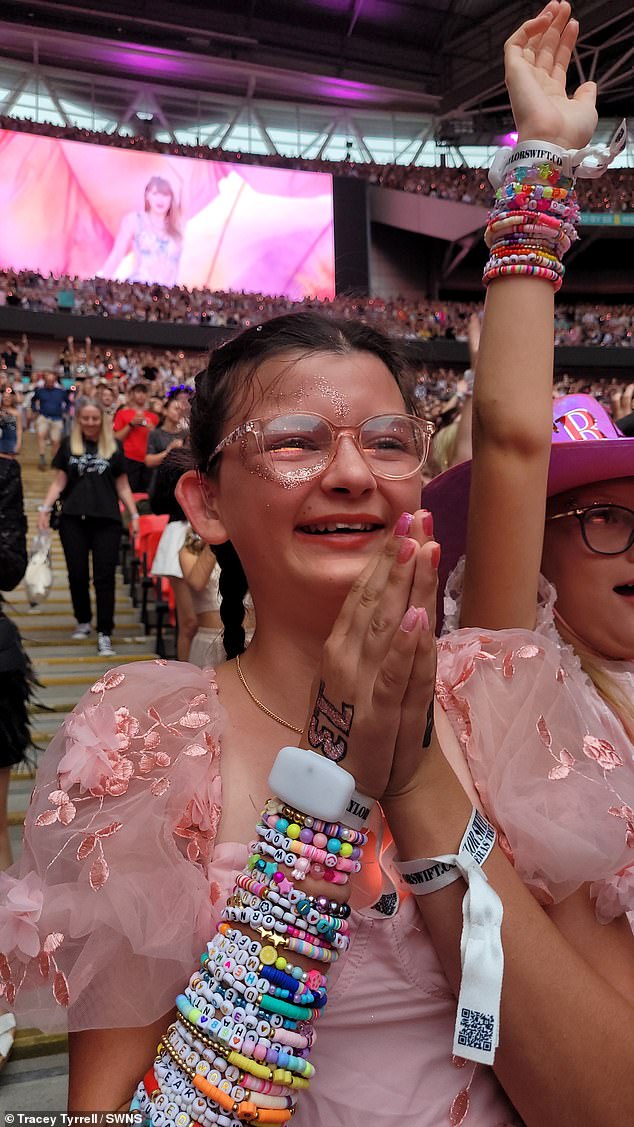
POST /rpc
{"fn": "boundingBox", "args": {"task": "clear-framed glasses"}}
[547,503,634,556]
[209,412,435,482]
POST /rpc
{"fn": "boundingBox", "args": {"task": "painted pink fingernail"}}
[430,543,441,570]
[397,537,416,563]
[417,607,430,632]
[394,511,414,537]
[422,511,434,537]
[400,606,418,633]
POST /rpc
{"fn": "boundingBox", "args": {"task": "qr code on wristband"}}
[456,1007,495,1053]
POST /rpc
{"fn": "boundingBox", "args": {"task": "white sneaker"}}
[71,623,91,639]
[97,634,116,657]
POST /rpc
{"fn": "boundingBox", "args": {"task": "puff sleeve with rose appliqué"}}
[436,560,634,923]
[0,660,225,1032]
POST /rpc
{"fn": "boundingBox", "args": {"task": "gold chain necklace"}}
[235,654,304,734]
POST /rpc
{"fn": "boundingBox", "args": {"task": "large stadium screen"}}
[0,129,335,299]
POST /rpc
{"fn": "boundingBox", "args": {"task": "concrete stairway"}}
[1,433,157,1105]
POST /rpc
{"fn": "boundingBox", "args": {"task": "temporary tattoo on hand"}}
[422,700,434,749]
[308,680,354,763]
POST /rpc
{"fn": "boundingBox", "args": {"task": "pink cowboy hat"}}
[423,394,634,622]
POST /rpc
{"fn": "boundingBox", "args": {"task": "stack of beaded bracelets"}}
[483,158,580,289]
[130,796,367,1126]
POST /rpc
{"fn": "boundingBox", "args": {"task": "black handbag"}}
[49,498,63,530]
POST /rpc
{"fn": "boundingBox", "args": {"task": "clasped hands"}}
[300,510,439,804]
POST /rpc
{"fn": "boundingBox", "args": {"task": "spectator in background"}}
[612,381,634,436]
[57,281,75,311]
[177,527,224,667]
[95,381,117,417]
[149,448,198,662]
[144,395,184,482]
[20,334,32,383]
[59,337,74,382]
[113,381,159,492]
[0,447,31,871]
[37,399,139,657]
[148,395,165,422]
[31,370,69,469]
[0,386,22,456]
[1,341,19,373]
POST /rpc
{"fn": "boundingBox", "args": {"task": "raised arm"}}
[460,1,597,629]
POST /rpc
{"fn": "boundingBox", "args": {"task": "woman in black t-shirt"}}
[37,399,140,657]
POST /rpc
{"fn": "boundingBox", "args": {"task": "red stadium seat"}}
[136,513,169,571]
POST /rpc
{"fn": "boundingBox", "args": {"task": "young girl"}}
[1,7,632,1126]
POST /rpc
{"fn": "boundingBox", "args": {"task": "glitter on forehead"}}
[313,377,350,421]
[271,375,351,421]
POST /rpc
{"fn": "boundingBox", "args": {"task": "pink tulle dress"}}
[436,561,634,921]
[0,660,520,1127]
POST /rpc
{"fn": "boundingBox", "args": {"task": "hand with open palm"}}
[505,1,598,150]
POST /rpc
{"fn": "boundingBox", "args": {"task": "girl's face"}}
[164,399,182,425]
[201,349,423,619]
[78,406,103,443]
[542,477,634,659]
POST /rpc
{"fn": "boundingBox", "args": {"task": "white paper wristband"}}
[394,808,503,1065]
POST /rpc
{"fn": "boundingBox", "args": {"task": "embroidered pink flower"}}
[592,865,634,924]
[0,872,44,958]
[114,707,140,745]
[58,703,131,793]
[174,780,222,865]
[582,736,624,772]
[608,804,634,848]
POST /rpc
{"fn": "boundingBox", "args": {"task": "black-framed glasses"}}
[547,503,634,555]
[208,412,435,482]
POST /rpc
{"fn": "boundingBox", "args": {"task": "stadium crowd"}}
[2,270,633,347]
[2,114,633,212]
[1,332,632,440]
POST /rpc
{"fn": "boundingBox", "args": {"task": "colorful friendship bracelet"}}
[132,774,356,1126]
[483,158,579,290]
[166,1024,297,1110]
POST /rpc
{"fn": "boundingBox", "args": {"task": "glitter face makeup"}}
[198,348,425,610]
[313,376,350,421]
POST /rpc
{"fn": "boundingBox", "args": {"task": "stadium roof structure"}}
[0,0,631,158]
